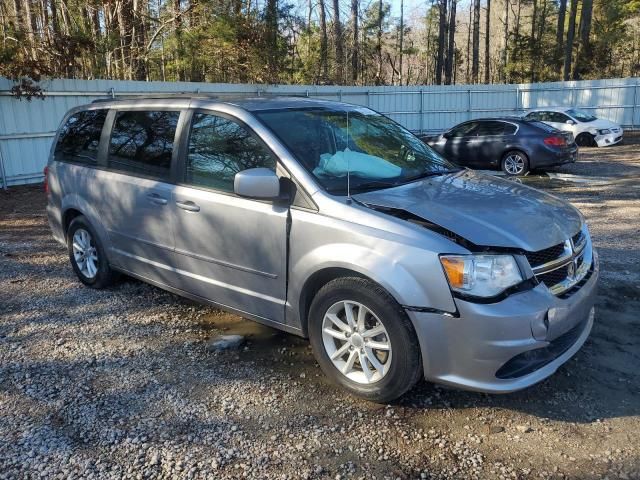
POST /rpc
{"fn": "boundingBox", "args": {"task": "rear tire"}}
[501,150,529,176]
[67,216,116,289]
[575,133,596,147]
[308,277,422,403]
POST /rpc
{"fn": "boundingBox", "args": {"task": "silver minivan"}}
[46,96,598,402]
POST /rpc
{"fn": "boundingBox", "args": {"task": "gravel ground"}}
[1,138,639,480]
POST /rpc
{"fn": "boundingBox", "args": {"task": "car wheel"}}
[575,133,596,147]
[67,216,116,288]
[308,277,422,403]
[501,151,529,176]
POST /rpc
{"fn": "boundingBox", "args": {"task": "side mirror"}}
[443,131,453,139]
[565,119,576,125]
[234,168,281,200]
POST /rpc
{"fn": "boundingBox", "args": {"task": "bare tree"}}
[563,0,578,81]
[318,0,328,81]
[472,0,480,83]
[332,0,344,83]
[399,0,404,84]
[555,0,566,73]
[376,0,383,84]
[350,0,358,83]
[435,0,447,84]
[573,0,593,79]
[503,0,509,82]
[484,0,490,83]
[445,0,457,85]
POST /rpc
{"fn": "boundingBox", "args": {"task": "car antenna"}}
[346,109,352,204]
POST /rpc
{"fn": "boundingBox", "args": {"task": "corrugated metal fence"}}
[1,76,638,188]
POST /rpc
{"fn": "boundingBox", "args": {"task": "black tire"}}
[308,277,422,403]
[501,150,530,176]
[575,132,596,147]
[67,215,116,288]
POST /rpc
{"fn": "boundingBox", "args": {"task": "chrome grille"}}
[524,243,567,269]
[526,227,592,296]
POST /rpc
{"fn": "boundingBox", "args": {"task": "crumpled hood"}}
[353,170,583,252]
[589,118,620,130]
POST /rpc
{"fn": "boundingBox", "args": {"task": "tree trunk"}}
[376,0,383,84]
[513,0,521,65]
[555,0,566,74]
[573,0,593,79]
[484,0,490,83]
[466,4,472,83]
[435,0,447,85]
[39,0,50,43]
[529,0,537,81]
[174,0,182,81]
[399,0,404,85]
[445,0,456,85]
[332,0,344,83]
[265,0,278,83]
[318,0,328,82]
[563,0,578,81]
[10,0,21,31]
[472,0,480,83]
[23,0,38,60]
[503,0,509,82]
[351,0,358,84]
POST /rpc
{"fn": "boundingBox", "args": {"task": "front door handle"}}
[147,193,167,206]
[176,200,200,212]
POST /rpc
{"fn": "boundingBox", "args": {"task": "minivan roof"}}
[90,95,357,112]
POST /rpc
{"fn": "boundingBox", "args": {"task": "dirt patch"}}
[1,142,640,479]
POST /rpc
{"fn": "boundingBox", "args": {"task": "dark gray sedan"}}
[422,118,578,176]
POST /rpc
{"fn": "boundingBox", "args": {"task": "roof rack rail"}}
[91,92,220,103]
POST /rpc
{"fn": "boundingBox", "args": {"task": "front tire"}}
[575,132,596,147]
[308,277,422,403]
[67,216,116,288]
[501,150,529,176]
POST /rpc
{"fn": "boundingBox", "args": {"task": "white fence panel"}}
[0,76,638,188]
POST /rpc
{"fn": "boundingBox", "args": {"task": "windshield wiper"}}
[324,180,399,194]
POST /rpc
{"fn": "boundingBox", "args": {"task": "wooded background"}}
[1,0,639,93]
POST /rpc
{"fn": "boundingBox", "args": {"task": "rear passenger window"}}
[474,121,506,136]
[185,113,277,193]
[108,110,180,181]
[54,109,107,165]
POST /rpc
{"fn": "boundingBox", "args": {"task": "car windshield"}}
[566,109,597,122]
[255,107,458,194]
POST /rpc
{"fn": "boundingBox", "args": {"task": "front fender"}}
[288,241,457,330]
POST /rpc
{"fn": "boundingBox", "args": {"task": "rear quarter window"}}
[54,109,107,165]
[503,123,517,135]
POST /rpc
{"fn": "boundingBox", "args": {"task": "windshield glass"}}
[566,109,597,122]
[255,107,458,194]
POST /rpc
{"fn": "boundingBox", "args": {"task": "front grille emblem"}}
[567,261,576,279]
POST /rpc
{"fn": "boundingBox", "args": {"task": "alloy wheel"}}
[504,154,525,175]
[321,300,392,384]
[72,228,99,279]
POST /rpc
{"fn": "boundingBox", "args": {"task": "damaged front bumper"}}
[406,252,599,393]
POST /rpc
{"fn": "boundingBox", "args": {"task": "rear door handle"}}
[176,200,200,212]
[147,193,167,206]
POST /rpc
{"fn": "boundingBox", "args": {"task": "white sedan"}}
[524,108,623,147]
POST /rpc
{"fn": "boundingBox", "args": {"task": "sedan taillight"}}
[544,136,567,146]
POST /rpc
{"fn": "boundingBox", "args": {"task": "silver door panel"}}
[171,185,288,322]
